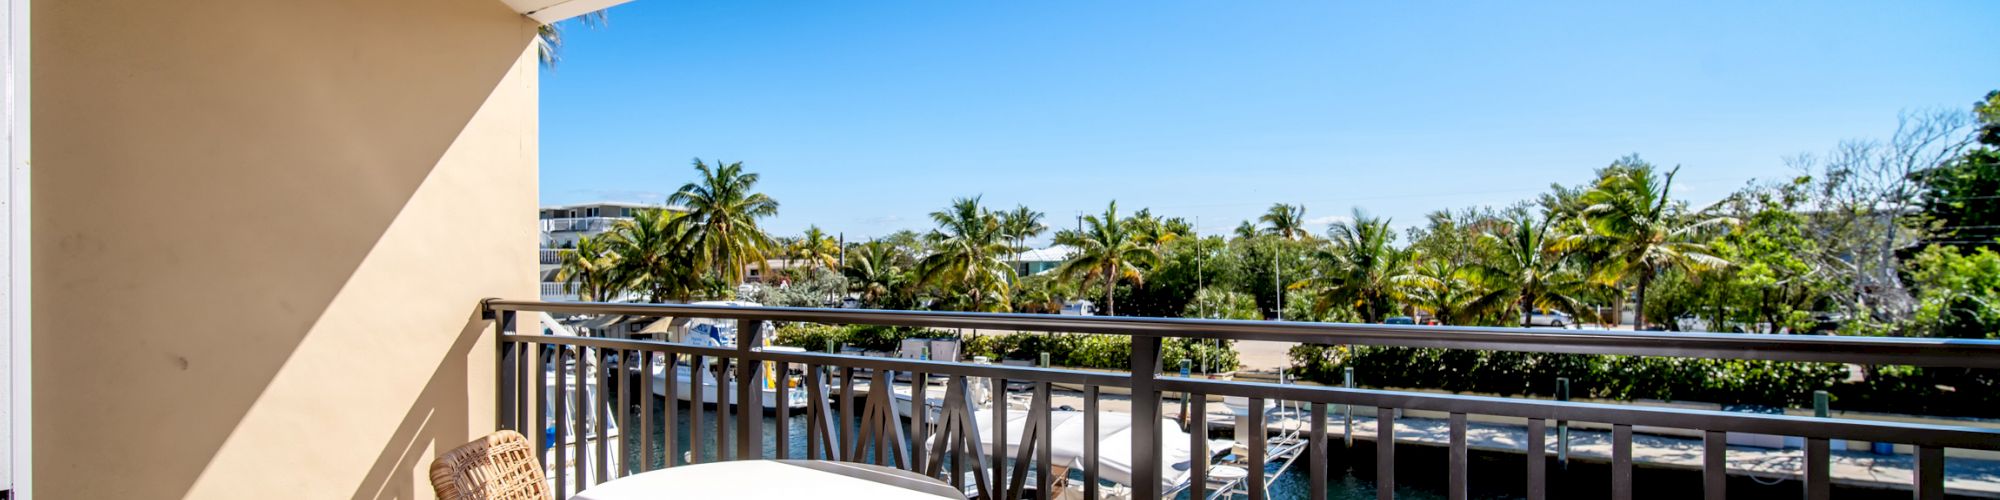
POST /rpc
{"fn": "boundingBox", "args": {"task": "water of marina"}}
[616,400,1458,499]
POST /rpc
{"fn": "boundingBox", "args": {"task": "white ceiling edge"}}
[501,0,636,24]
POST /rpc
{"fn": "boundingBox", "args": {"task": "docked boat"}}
[644,304,810,410]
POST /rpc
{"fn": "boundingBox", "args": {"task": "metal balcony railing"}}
[484,300,2000,500]
[540,217,627,233]
[540,248,571,266]
[539,283,579,301]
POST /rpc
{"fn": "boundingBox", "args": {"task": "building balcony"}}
[486,300,2000,500]
[541,217,629,234]
[541,248,572,266]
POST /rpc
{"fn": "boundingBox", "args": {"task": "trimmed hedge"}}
[772,323,1243,373]
[1289,344,1999,418]
[961,333,1241,373]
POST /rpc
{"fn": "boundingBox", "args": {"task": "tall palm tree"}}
[1260,203,1310,240]
[667,159,781,287]
[1304,209,1411,323]
[1233,221,1261,240]
[1564,159,1735,327]
[916,197,1016,311]
[1000,205,1048,250]
[555,234,622,302]
[606,208,694,302]
[536,11,607,67]
[1468,213,1596,326]
[1395,254,1485,325]
[789,226,841,273]
[1053,201,1159,316]
[842,240,910,309]
[1130,209,1189,249]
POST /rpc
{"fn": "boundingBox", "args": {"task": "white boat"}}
[543,345,622,492]
[648,349,810,409]
[639,302,811,410]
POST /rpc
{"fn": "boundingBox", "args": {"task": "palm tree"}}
[555,234,622,302]
[789,226,841,273]
[1233,221,1260,240]
[1053,201,1159,316]
[1130,209,1189,249]
[842,240,910,309]
[606,208,695,302]
[667,159,781,287]
[1564,159,1735,327]
[1303,209,1411,323]
[1468,213,1596,326]
[1000,205,1048,250]
[536,11,607,67]
[916,197,1016,311]
[1260,203,1309,240]
[1395,255,1485,325]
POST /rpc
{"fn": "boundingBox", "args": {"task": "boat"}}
[648,346,810,409]
[542,333,622,491]
[644,302,811,410]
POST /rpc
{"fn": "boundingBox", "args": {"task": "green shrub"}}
[959,332,1241,372]
[771,323,951,353]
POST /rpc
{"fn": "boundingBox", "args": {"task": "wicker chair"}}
[429,430,552,500]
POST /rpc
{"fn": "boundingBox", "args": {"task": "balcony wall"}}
[32,0,538,498]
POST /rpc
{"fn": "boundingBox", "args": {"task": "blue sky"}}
[540,1,2000,243]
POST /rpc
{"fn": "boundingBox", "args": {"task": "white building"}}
[539,201,680,300]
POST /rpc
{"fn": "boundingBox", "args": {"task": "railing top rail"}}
[484,299,2000,369]
[501,333,1134,387]
[1159,378,2000,451]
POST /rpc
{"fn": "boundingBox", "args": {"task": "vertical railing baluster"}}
[517,340,531,438]
[534,344,549,470]
[991,376,1008,498]
[1189,390,1207,500]
[716,357,732,461]
[1448,412,1467,500]
[594,347,610,486]
[737,320,766,461]
[689,354,705,465]
[1249,397,1267,500]
[1129,336,1163,500]
[910,370,929,472]
[840,366,857,458]
[1702,431,1725,500]
[806,363,824,460]
[570,346,589,493]
[1035,381,1053,500]
[495,310,516,431]
[1310,401,1327,500]
[1916,445,1945,500]
[615,348,630,477]
[1376,407,1394,500]
[776,361,792,460]
[1805,438,1829,500]
[554,346,571,497]
[1527,419,1547,500]
[640,351,656,471]
[660,351,676,469]
[1084,385,1101,500]
[1612,424,1632,500]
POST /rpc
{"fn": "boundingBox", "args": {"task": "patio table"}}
[571,459,962,499]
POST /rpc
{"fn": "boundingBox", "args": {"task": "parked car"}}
[1384,316,1416,325]
[1523,309,1572,327]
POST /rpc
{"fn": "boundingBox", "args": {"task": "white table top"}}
[572,460,962,499]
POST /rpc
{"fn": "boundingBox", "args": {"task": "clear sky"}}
[540,1,2000,243]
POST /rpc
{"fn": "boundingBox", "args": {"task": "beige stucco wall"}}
[32,0,538,498]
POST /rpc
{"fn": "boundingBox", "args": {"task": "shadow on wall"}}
[352,309,486,500]
[33,0,536,497]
